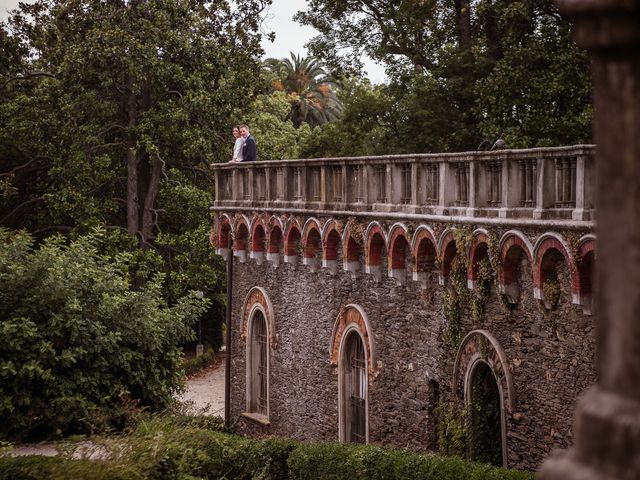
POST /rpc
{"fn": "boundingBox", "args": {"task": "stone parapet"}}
[212,145,595,222]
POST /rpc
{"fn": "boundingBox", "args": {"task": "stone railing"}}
[212,145,595,222]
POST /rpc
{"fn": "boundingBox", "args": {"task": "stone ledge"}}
[241,412,270,426]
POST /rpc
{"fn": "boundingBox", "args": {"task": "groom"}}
[239,124,257,162]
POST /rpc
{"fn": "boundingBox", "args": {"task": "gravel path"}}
[177,358,225,417]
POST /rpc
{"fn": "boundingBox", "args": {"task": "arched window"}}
[247,310,269,418]
[341,330,367,443]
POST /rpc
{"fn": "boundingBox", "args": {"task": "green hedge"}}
[0,416,533,480]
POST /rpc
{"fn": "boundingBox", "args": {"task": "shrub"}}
[182,345,217,377]
[0,416,533,479]
[0,229,209,440]
[0,456,143,480]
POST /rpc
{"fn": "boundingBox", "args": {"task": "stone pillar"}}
[538,2,640,479]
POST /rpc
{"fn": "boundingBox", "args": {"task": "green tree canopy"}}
[1,0,267,243]
[264,53,342,128]
[296,0,592,150]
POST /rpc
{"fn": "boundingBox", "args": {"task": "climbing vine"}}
[436,400,469,457]
[565,231,581,271]
[542,276,561,310]
[471,257,493,324]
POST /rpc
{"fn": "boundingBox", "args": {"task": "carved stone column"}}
[538,1,640,479]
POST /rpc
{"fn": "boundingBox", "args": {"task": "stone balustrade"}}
[212,145,595,222]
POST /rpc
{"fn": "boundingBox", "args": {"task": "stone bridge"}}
[210,145,597,471]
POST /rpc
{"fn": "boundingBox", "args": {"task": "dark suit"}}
[241,135,257,162]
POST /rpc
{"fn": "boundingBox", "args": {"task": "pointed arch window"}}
[247,309,269,418]
[341,330,367,443]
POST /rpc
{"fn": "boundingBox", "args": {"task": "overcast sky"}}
[0,0,386,83]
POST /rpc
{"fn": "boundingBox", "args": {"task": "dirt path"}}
[177,358,225,417]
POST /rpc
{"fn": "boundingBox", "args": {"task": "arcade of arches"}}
[217,214,596,471]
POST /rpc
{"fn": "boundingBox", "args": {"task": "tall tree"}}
[296,0,592,150]
[264,53,342,128]
[1,0,268,245]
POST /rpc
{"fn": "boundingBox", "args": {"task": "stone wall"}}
[226,219,596,472]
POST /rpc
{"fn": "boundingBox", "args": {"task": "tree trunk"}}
[484,3,501,61]
[141,156,163,245]
[126,75,140,236]
[454,0,472,50]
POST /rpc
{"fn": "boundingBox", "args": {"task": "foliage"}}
[471,257,494,323]
[435,401,469,458]
[0,0,264,350]
[244,92,312,160]
[296,0,592,152]
[0,0,266,238]
[264,53,342,128]
[542,276,561,310]
[182,345,217,377]
[468,365,503,466]
[0,415,534,479]
[0,229,209,440]
[299,79,392,158]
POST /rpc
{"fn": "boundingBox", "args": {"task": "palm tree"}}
[264,53,342,128]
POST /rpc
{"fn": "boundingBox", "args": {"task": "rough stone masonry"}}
[211,146,597,471]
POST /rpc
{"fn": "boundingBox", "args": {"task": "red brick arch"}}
[342,222,363,265]
[301,218,322,261]
[438,229,457,279]
[499,231,534,288]
[468,230,490,284]
[365,222,387,268]
[284,221,302,258]
[251,220,266,253]
[241,287,277,348]
[411,226,437,275]
[212,215,232,254]
[233,216,250,254]
[388,224,410,271]
[322,221,342,262]
[533,233,578,298]
[330,304,377,376]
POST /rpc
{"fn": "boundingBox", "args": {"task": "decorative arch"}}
[411,226,438,286]
[364,222,387,281]
[330,304,377,376]
[212,214,233,258]
[342,220,363,277]
[322,220,343,274]
[498,230,534,304]
[467,229,490,289]
[533,233,577,302]
[233,215,250,263]
[267,222,284,267]
[453,329,514,412]
[250,220,267,265]
[301,218,322,271]
[241,287,277,348]
[575,235,597,313]
[388,223,411,285]
[232,213,252,237]
[438,229,458,283]
[283,221,302,265]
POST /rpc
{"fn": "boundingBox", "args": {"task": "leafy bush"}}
[0,415,533,479]
[0,456,143,480]
[0,229,209,440]
[182,345,217,377]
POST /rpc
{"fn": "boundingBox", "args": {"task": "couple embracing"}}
[230,124,257,162]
